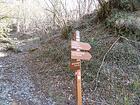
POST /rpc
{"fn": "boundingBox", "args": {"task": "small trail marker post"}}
[70,31,92,105]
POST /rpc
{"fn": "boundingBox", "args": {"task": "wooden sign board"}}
[71,51,92,61]
[70,59,80,70]
[71,41,91,51]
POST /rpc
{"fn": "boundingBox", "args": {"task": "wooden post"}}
[11,101,18,105]
[75,31,82,105]
[71,31,91,105]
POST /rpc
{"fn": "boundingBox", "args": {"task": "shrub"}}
[61,25,72,39]
[105,10,140,40]
[96,0,137,22]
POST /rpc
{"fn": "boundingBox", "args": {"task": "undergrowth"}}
[96,0,137,22]
[105,9,140,40]
[0,16,19,52]
[95,0,140,40]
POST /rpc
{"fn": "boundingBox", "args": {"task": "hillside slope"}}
[0,0,140,104]
[23,9,140,104]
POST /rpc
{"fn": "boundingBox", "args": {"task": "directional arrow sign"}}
[71,41,91,50]
[71,41,91,51]
[71,51,92,61]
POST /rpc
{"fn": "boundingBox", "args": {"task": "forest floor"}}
[0,29,93,105]
[0,32,57,105]
[0,23,119,105]
[0,12,140,105]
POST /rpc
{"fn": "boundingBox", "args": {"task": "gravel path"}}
[0,33,55,105]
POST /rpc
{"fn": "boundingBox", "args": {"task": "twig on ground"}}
[94,36,120,92]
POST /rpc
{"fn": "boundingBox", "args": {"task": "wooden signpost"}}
[70,31,92,105]
[71,51,92,61]
[71,41,91,51]
[70,59,81,71]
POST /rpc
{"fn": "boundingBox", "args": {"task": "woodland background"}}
[0,0,140,105]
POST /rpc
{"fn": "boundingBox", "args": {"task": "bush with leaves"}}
[96,0,138,22]
[105,9,140,40]
[0,16,11,38]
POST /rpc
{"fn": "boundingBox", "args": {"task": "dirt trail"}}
[0,33,55,105]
